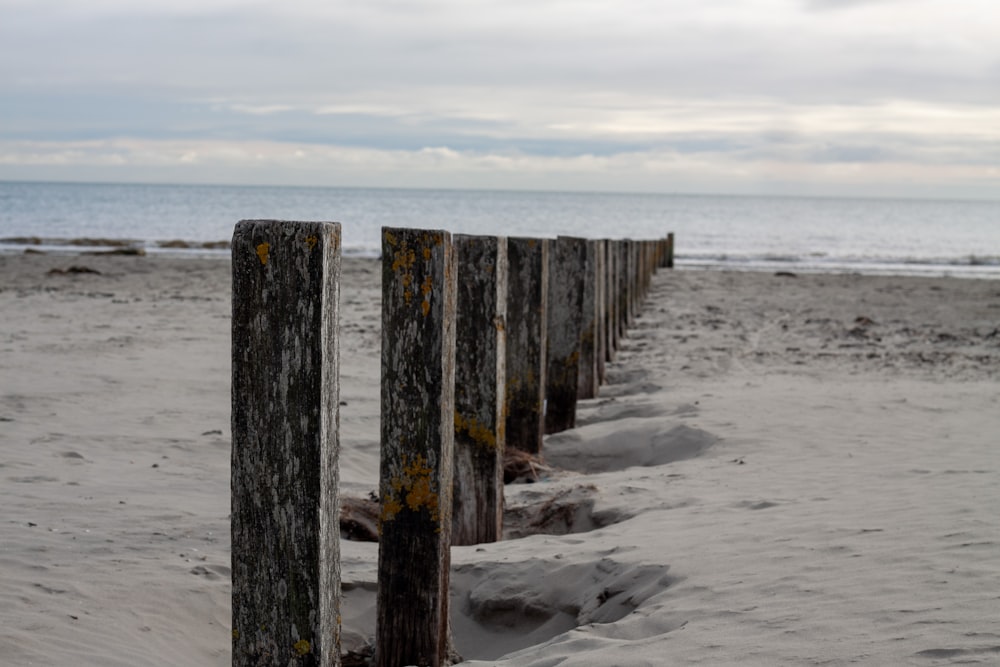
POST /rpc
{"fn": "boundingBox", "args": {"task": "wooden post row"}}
[232,220,342,667]
[377,227,456,667]
[452,234,507,546]
[231,224,674,667]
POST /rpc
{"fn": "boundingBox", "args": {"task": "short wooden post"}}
[452,234,507,546]
[504,237,549,454]
[577,239,599,399]
[376,227,457,667]
[545,236,586,434]
[666,232,675,269]
[231,220,342,667]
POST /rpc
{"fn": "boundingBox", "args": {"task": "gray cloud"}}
[0,0,996,197]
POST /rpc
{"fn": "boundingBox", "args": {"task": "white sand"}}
[2,253,999,665]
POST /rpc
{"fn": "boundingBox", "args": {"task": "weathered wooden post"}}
[606,239,618,358]
[644,241,652,296]
[504,237,549,455]
[452,234,507,546]
[643,241,652,295]
[545,236,586,434]
[666,232,675,269]
[595,240,607,386]
[231,220,342,667]
[636,241,644,307]
[629,240,640,320]
[617,240,630,340]
[376,227,457,667]
[633,241,643,315]
[577,240,599,399]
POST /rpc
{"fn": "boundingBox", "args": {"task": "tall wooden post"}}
[618,239,629,342]
[504,237,549,454]
[666,232,675,269]
[545,236,586,434]
[595,240,607,385]
[607,239,618,358]
[452,234,507,546]
[629,240,639,321]
[577,240,599,399]
[642,242,651,297]
[231,220,342,667]
[376,227,456,667]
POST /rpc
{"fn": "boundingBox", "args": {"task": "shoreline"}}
[1,251,998,665]
[3,239,999,280]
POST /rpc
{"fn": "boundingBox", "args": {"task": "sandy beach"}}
[2,252,999,666]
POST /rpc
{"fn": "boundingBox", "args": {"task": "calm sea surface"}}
[1,181,998,278]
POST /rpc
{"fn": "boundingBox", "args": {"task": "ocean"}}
[1,180,998,278]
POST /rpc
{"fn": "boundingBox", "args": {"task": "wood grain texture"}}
[231,220,342,667]
[376,227,456,667]
[606,239,619,358]
[452,235,507,546]
[545,236,586,434]
[594,240,607,385]
[577,240,599,400]
[503,237,549,455]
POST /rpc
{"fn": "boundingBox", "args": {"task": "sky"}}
[1,0,998,199]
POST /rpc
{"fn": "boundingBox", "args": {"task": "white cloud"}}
[1,137,996,200]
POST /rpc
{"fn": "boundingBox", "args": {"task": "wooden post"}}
[545,236,586,434]
[644,242,652,295]
[606,239,618,358]
[376,227,456,667]
[504,237,549,455]
[633,241,642,316]
[231,220,342,667]
[595,240,607,386]
[452,234,506,546]
[577,240,599,399]
[629,240,640,320]
[666,232,675,269]
[617,240,629,340]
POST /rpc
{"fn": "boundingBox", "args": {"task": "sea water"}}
[1,180,998,278]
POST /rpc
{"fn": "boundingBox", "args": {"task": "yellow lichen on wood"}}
[392,247,416,273]
[256,242,270,265]
[392,245,418,305]
[304,235,318,250]
[293,639,311,656]
[420,274,433,316]
[455,411,497,450]
[379,454,440,527]
[379,495,403,526]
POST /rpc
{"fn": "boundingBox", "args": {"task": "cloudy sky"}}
[1,0,998,198]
